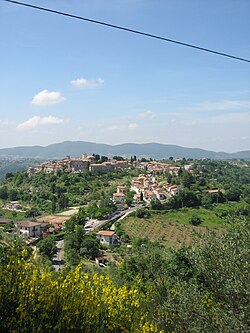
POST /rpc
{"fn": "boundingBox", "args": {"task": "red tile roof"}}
[207,189,220,193]
[113,193,125,197]
[97,230,115,236]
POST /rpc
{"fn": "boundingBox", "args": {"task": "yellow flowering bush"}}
[0,250,161,333]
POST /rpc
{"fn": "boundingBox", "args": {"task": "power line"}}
[3,0,250,63]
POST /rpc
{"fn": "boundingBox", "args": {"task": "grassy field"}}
[122,207,226,248]
[212,200,249,216]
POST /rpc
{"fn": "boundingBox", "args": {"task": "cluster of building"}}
[131,174,180,204]
[90,160,127,174]
[10,217,120,252]
[111,173,181,206]
[13,215,69,240]
[133,161,181,175]
[5,201,23,211]
[28,153,128,176]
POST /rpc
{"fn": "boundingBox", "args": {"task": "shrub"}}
[135,208,151,218]
[0,250,160,333]
[189,215,202,226]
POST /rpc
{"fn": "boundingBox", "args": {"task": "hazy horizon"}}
[0,139,249,154]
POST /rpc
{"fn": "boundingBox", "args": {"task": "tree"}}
[151,198,163,210]
[80,234,100,259]
[5,172,14,180]
[37,236,57,261]
[100,156,108,163]
[64,226,100,265]
[76,207,87,225]
[0,186,8,200]
[210,191,225,204]
[8,188,18,201]
[168,189,200,209]
[189,215,202,226]
[58,194,68,210]
[201,193,213,208]
[112,240,167,287]
[64,216,76,233]
[0,229,31,264]
[193,220,250,330]
[125,190,135,206]
[225,187,241,201]
[180,189,200,207]
[167,173,172,183]
[198,178,206,186]
[181,171,195,189]
[25,207,39,218]
[51,196,56,213]
[93,153,100,161]
[113,156,124,161]
[135,208,151,218]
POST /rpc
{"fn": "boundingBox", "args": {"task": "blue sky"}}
[0,0,249,152]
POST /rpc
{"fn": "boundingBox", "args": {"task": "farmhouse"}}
[96,230,119,246]
[113,192,126,203]
[16,221,42,238]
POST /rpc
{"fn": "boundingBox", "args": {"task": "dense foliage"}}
[110,219,250,332]
[0,158,250,332]
[0,220,249,332]
[0,249,159,333]
[0,168,140,214]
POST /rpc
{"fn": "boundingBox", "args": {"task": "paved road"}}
[84,205,143,232]
[53,239,64,272]
[52,205,143,270]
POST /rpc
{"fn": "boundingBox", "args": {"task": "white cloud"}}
[138,110,155,119]
[71,77,104,88]
[128,123,138,130]
[107,125,119,131]
[188,100,250,112]
[32,90,65,106]
[17,116,64,130]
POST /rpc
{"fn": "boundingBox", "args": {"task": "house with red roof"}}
[113,192,126,203]
[96,230,119,246]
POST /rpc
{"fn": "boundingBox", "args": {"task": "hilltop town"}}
[27,153,128,175]
[0,154,249,333]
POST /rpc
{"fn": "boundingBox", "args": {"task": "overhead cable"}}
[3,0,250,63]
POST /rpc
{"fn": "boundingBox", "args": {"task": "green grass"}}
[160,207,223,228]
[0,208,26,222]
[121,207,226,249]
[212,200,249,216]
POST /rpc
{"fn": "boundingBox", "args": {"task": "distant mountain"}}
[0,158,43,180]
[0,141,249,160]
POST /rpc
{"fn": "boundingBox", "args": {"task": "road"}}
[84,205,143,232]
[52,205,143,270]
[52,239,64,272]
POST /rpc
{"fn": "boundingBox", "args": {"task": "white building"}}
[16,221,42,238]
[96,230,118,246]
[113,192,126,203]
